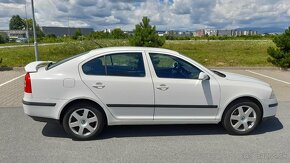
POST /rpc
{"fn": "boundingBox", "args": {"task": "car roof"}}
[86,46,179,57]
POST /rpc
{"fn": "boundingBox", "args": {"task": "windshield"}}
[47,52,89,70]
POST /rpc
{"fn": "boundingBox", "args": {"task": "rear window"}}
[47,52,88,70]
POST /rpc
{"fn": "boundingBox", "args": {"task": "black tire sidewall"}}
[223,101,262,135]
[62,103,104,140]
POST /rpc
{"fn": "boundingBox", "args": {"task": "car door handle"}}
[156,84,169,91]
[93,82,105,89]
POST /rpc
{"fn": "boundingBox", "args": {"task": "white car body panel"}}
[79,50,155,120]
[145,50,221,120]
[23,47,278,126]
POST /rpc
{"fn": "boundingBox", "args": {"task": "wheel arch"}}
[221,96,264,121]
[59,98,108,125]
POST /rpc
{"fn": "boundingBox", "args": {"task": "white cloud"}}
[0,0,289,31]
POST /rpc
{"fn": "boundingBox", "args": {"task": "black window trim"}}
[148,52,203,80]
[82,52,146,78]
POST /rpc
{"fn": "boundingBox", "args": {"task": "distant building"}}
[217,30,233,36]
[232,30,242,36]
[157,31,166,36]
[232,30,258,36]
[177,31,184,35]
[0,31,8,39]
[167,30,178,35]
[193,29,205,37]
[0,30,27,40]
[249,30,257,35]
[40,26,94,37]
[184,31,193,36]
[103,28,111,33]
[124,31,133,35]
[204,29,217,36]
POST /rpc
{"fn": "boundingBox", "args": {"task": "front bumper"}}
[261,98,278,118]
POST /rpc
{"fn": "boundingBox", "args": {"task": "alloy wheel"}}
[68,108,98,136]
[230,105,257,132]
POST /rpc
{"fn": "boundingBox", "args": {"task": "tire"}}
[62,103,105,140]
[222,100,262,135]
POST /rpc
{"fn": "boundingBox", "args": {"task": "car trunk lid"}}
[24,61,53,73]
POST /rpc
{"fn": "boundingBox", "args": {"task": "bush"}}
[129,16,165,47]
[0,35,7,44]
[267,27,290,68]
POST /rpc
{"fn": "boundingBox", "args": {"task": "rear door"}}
[80,51,155,120]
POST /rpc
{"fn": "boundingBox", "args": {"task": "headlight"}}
[270,91,276,99]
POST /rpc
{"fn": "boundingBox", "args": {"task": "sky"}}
[0,0,290,31]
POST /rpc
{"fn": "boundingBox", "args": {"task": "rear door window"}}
[82,52,145,77]
[82,56,106,75]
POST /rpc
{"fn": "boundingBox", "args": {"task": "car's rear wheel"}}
[63,103,105,140]
[223,100,261,135]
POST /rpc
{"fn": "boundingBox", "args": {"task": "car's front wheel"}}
[223,100,262,135]
[63,103,105,140]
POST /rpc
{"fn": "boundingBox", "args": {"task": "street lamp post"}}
[31,0,39,61]
[24,1,29,46]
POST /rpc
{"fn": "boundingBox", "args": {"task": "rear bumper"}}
[29,116,59,123]
[22,98,65,120]
[22,100,56,107]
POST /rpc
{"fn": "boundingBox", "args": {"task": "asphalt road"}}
[0,69,289,163]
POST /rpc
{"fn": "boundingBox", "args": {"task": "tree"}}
[111,28,127,39]
[88,31,110,39]
[72,28,82,39]
[9,15,25,30]
[129,16,165,47]
[267,27,290,68]
[23,18,45,38]
[0,35,7,44]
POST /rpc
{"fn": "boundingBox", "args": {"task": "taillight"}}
[24,73,32,93]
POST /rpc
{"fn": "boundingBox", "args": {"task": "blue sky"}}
[0,0,290,31]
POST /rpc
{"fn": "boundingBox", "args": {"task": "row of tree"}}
[8,15,164,47]
[9,15,45,37]
[6,15,290,68]
[88,28,129,39]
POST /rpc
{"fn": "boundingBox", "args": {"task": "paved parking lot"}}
[0,68,289,162]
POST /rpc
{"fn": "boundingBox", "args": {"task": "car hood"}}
[218,71,270,86]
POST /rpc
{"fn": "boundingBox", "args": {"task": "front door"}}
[80,51,154,120]
[148,53,220,120]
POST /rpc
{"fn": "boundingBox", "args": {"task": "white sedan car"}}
[23,47,278,140]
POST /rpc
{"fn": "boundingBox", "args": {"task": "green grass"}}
[0,42,27,46]
[0,39,128,67]
[163,40,275,67]
[0,39,275,67]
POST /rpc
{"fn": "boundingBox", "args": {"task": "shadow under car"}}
[41,117,283,140]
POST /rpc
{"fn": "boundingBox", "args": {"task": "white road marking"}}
[246,70,290,85]
[0,74,25,88]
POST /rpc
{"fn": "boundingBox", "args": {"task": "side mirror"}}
[198,72,210,80]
